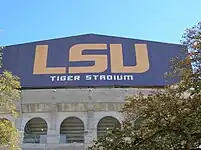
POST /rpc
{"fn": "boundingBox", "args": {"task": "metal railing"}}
[23,134,85,144]
[23,134,47,144]
[60,134,84,144]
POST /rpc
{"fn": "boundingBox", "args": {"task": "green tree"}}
[89,22,201,150]
[0,47,21,150]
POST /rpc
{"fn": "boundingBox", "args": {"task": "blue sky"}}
[0,0,200,46]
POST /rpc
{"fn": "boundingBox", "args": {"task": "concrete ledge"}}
[22,143,84,149]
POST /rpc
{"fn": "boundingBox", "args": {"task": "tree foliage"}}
[89,22,201,150]
[0,47,21,150]
[170,22,201,94]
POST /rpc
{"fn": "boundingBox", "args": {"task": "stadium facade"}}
[0,34,183,150]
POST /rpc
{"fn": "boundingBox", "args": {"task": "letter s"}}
[69,44,107,73]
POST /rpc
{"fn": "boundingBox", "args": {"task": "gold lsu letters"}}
[33,44,150,74]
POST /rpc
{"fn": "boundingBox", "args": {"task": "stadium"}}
[0,34,183,150]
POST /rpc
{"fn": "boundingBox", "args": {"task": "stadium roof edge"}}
[4,33,182,47]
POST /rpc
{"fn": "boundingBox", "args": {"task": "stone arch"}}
[97,116,121,139]
[23,117,48,144]
[0,118,12,123]
[60,117,84,143]
[0,118,14,144]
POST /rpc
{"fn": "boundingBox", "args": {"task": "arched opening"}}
[0,118,13,145]
[60,117,84,143]
[23,117,47,144]
[97,116,121,139]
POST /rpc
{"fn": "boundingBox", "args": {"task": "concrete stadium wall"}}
[0,88,155,150]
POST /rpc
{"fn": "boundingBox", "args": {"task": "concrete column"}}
[16,115,24,145]
[47,103,59,144]
[84,89,96,149]
[47,130,60,144]
[18,130,24,145]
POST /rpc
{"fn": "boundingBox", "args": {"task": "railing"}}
[60,134,84,144]
[23,134,84,144]
[23,134,47,144]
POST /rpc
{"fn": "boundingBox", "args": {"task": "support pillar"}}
[47,103,59,144]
